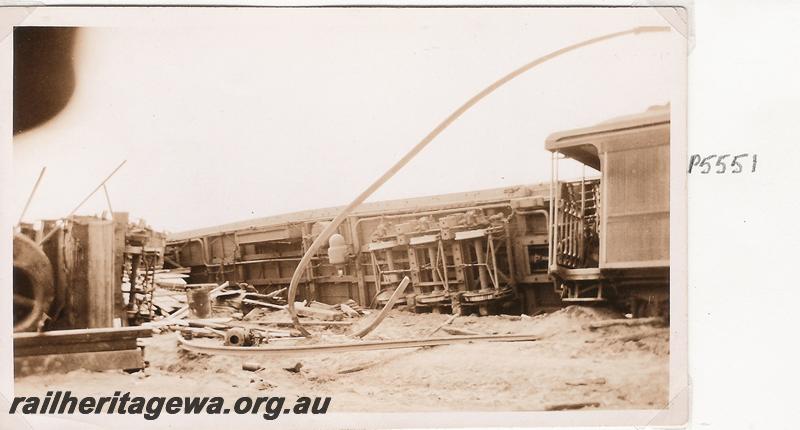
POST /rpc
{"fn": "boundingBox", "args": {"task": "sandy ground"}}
[14,306,669,412]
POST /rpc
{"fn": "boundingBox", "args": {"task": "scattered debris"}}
[440,326,481,336]
[144,281,230,329]
[224,327,254,347]
[309,301,336,311]
[284,362,303,373]
[154,271,188,289]
[242,298,286,311]
[242,362,262,372]
[187,318,231,330]
[586,317,665,330]
[337,361,379,375]
[295,304,343,321]
[607,329,667,344]
[180,327,220,339]
[565,377,607,386]
[428,314,458,336]
[544,401,601,411]
[339,303,360,318]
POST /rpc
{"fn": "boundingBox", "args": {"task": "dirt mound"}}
[502,305,624,337]
[550,304,621,321]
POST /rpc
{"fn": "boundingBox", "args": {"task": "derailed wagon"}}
[164,105,670,317]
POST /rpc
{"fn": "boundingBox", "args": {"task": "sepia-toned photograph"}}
[5,5,688,428]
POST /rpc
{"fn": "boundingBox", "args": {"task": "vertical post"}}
[571,205,576,260]
[112,212,129,326]
[427,246,440,285]
[488,236,499,290]
[438,240,450,292]
[217,233,225,283]
[579,165,586,265]
[407,247,420,287]
[128,252,141,317]
[68,217,115,328]
[451,243,464,285]
[566,202,573,262]
[474,239,489,290]
[548,152,554,271]
[553,151,560,268]
[504,224,515,287]
[349,218,368,306]
[370,251,382,289]
[300,224,317,302]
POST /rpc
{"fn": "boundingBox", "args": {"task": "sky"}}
[12,7,683,233]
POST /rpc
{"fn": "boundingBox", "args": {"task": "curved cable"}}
[286,26,671,337]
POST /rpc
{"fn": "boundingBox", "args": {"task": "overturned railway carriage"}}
[165,106,670,316]
[166,185,557,315]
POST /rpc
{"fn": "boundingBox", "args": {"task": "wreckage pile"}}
[144,276,371,347]
[141,274,555,358]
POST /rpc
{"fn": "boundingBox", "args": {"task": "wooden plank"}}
[586,317,666,330]
[14,338,138,357]
[441,326,481,336]
[242,292,282,301]
[124,245,143,254]
[15,348,145,377]
[13,326,152,348]
[340,303,360,318]
[313,275,358,283]
[608,328,666,343]
[186,318,232,330]
[249,277,295,286]
[295,304,342,321]
[428,314,458,336]
[265,287,287,298]
[309,301,336,310]
[544,402,601,411]
[242,299,286,311]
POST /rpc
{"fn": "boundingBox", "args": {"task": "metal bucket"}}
[186,285,212,318]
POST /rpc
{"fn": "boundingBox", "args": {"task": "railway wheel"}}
[13,233,54,332]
